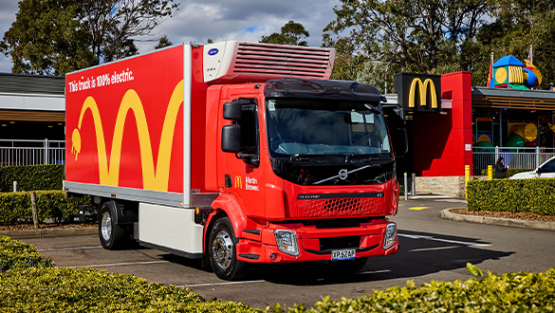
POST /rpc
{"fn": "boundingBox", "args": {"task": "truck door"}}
[223,97,266,219]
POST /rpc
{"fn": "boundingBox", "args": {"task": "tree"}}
[323,0,489,74]
[154,35,173,49]
[81,0,178,63]
[0,0,94,75]
[0,0,178,75]
[260,21,310,46]
[472,0,555,88]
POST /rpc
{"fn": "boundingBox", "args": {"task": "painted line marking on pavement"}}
[70,260,169,268]
[435,199,468,203]
[180,280,266,288]
[398,233,491,247]
[37,246,103,252]
[409,206,431,211]
[409,246,457,253]
[409,195,451,199]
[179,270,392,288]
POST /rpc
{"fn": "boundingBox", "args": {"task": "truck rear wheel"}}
[99,202,127,250]
[208,217,249,280]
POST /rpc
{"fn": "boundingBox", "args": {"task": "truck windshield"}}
[266,98,391,158]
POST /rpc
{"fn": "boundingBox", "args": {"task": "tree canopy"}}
[260,21,310,46]
[324,0,555,89]
[0,0,178,76]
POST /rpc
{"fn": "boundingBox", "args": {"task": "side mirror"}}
[221,125,241,152]
[393,107,405,125]
[394,128,408,158]
[223,101,242,120]
[536,167,543,174]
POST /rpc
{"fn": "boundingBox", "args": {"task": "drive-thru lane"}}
[21,197,555,309]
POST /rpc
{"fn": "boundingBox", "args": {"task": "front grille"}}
[233,43,333,79]
[298,197,383,218]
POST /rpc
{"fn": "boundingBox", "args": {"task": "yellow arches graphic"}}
[71,80,184,192]
[408,78,437,109]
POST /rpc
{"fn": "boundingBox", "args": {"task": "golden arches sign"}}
[235,176,242,189]
[408,78,438,109]
[70,80,184,192]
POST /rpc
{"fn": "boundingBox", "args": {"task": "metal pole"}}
[487,165,493,180]
[404,172,408,200]
[495,146,499,163]
[411,173,415,196]
[44,138,49,165]
[465,165,470,199]
[536,146,540,168]
[13,181,17,192]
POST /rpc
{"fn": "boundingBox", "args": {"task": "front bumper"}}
[236,219,399,263]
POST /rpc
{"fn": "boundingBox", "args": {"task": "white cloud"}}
[0,0,342,74]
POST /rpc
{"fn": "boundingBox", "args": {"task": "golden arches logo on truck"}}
[70,80,184,192]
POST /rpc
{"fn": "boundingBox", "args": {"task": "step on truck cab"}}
[65,41,407,280]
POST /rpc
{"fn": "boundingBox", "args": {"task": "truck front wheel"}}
[99,202,127,250]
[208,217,249,280]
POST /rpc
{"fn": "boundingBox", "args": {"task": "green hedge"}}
[479,168,533,177]
[0,236,53,273]
[1,237,555,312]
[467,179,555,215]
[0,191,91,224]
[284,266,555,313]
[0,165,64,192]
[0,267,256,312]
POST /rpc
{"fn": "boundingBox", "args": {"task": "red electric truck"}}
[64,41,407,280]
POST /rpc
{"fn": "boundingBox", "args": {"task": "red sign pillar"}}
[412,71,473,176]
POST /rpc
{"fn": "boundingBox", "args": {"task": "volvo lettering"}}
[65,41,407,281]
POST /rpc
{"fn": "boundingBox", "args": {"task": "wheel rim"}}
[101,211,112,242]
[211,229,234,270]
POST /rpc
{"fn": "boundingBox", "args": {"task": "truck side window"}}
[239,104,259,157]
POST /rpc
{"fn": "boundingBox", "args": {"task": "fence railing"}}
[0,139,65,167]
[473,146,555,175]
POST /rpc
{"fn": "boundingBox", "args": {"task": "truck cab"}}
[205,78,405,279]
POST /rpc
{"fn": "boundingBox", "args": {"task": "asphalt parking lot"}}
[21,196,555,309]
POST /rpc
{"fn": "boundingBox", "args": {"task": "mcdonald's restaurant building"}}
[0,73,65,140]
[390,71,555,197]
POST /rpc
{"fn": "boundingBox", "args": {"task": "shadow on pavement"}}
[157,229,513,285]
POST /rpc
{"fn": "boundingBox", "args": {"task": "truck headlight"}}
[383,223,397,250]
[274,229,299,256]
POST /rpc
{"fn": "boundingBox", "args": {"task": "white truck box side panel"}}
[139,203,203,254]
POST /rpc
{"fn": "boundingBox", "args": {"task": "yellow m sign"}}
[408,78,438,109]
[235,176,242,189]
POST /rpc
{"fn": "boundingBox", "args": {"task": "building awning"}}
[472,87,555,110]
[0,110,64,122]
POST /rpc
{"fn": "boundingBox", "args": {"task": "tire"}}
[98,201,127,250]
[208,217,250,280]
[328,257,368,273]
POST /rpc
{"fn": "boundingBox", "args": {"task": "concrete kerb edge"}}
[0,227,97,239]
[441,208,555,231]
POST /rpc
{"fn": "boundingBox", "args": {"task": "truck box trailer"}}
[65,41,406,280]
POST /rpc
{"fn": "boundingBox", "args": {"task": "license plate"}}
[331,249,356,261]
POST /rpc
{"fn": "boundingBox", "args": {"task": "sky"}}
[0,0,343,74]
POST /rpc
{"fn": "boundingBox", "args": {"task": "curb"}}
[441,208,555,231]
[0,227,97,239]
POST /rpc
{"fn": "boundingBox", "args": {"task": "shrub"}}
[479,168,533,177]
[280,266,555,313]
[0,165,64,192]
[466,179,555,215]
[0,191,91,224]
[0,267,257,312]
[0,236,53,273]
